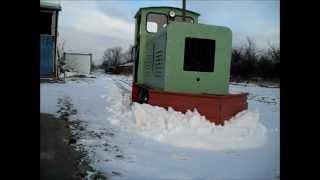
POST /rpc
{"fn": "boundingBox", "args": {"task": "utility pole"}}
[182,0,186,22]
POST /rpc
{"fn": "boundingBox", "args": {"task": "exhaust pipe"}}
[182,0,186,22]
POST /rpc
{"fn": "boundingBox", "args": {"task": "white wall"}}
[64,53,91,74]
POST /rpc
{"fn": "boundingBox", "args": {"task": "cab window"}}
[146,13,168,33]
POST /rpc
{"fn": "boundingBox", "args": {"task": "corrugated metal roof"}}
[134,6,200,18]
[40,1,61,11]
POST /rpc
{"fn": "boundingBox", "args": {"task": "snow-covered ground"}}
[41,72,280,179]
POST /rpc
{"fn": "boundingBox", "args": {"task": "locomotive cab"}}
[132,7,247,124]
[132,7,199,86]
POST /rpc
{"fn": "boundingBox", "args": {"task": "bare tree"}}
[102,46,122,68]
[243,37,257,60]
[122,45,134,63]
[230,37,280,81]
[269,45,280,64]
[56,39,66,79]
[57,39,65,62]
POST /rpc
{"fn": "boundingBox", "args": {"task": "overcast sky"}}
[54,0,279,65]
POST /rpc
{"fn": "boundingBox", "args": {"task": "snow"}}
[60,71,95,78]
[40,72,279,179]
[129,104,267,151]
[119,62,134,67]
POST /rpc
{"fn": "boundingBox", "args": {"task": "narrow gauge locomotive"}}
[131,6,248,124]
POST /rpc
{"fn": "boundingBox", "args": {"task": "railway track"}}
[111,77,132,94]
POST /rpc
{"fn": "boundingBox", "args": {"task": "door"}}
[40,11,55,76]
[40,35,54,76]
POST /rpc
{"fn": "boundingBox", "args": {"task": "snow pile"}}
[40,73,279,179]
[127,103,267,151]
[42,74,268,152]
[99,75,268,151]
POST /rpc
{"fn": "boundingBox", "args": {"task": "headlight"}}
[169,10,175,18]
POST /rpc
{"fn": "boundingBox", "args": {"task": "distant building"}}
[112,62,133,74]
[40,1,61,79]
[63,52,93,75]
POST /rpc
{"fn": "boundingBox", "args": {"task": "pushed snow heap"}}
[102,76,267,151]
[129,103,267,151]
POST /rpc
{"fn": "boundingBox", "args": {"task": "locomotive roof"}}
[134,6,200,18]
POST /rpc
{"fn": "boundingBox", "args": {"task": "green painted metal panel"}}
[144,29,167,89]
[134,6,200,18]
[164,22,232,95]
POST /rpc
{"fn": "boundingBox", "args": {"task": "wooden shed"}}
[40,1,61,79]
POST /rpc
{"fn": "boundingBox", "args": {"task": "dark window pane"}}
[40,12,52,35]
[184,37,215,72]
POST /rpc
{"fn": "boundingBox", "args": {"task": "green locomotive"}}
[131,6,247,124]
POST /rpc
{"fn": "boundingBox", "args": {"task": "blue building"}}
[40,1,61,79]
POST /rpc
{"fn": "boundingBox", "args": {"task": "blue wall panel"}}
[40,36,54,76]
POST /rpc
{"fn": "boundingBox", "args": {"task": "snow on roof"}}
[40,1,61,11]
[119,62,133,67]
